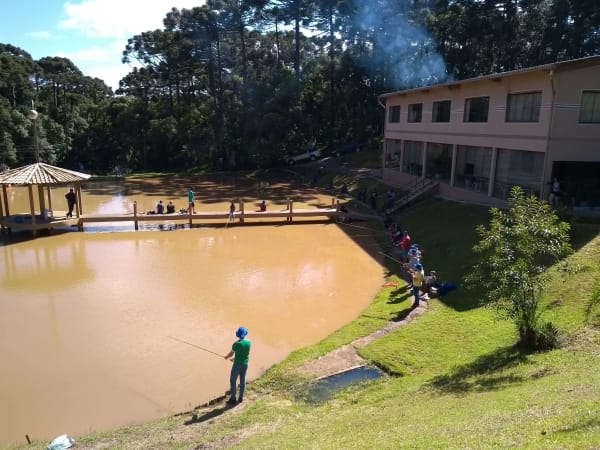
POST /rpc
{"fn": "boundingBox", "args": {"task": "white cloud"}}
[28,31,54,39]
[55,0,205,90]
[60,0,204,39]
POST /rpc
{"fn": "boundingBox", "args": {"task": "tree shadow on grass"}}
[429,344,535,394]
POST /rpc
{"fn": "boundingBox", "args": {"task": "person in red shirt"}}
[400,231,411,261]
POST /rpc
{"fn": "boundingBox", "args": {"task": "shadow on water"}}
[296,367,383,405]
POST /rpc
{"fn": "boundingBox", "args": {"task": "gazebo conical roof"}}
[0,162,91,185]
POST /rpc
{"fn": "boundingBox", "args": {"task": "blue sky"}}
[0,0,204,91]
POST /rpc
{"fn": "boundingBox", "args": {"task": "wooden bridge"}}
[0,199,343,234]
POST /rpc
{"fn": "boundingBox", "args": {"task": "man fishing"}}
[224,326,251,405]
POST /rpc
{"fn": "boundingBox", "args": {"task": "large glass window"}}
[425,143,452,183]
[385,139,402,169]
[506,91,541,122]
[464,96,489,122]
[408,103,422,123]
[432,100,451,122]
[455,145,492,192]
[494,148,544,199]
[579,91,600,123]
[402,141,423,175]
[388,105,401,123]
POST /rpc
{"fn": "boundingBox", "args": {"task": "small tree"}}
[465,186,572,349]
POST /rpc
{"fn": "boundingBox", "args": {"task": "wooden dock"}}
[0,199,342,234]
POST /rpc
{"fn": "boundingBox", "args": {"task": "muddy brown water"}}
[0,175,383,447]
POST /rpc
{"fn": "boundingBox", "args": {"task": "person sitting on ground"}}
[258,200,267,212]
[166,201,176,214]
[156,200,164,214]
[422,270,438,297]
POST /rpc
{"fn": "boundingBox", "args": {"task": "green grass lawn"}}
[12,199,600,450]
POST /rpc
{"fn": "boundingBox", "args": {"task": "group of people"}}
[146,200,176,215]
[386,222,438,308]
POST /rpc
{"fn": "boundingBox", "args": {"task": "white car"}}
[287,148,322,165]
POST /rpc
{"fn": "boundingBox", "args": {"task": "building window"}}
[385,139,402,169]
[579,91,600,123]
[402,141,423,175]
[464,96,489,122]
[494,148,544,199]
[388,105,401,123]
[432,100,451,122]
[455,145,492,192]
[408,103,422,123]
[506,91,541,122]
[425,143,452,183]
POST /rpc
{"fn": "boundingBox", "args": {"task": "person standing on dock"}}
[65,188,76,217]
[188,188,195,214]
[224,327,251,405]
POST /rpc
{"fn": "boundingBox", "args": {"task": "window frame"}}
[388,105,401,123]
[579,90,600,124]
[463,96,490,123]
[407,103,423,123]
[432,100,451,123]
[505,91,542,123]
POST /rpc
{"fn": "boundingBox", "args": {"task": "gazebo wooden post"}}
[28,184,37,235]
[76,184,83,217]
[37,185,45,216]
[46,186,53,215]
[2,185,9,217]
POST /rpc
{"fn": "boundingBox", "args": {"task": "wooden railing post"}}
[133,201,139,230]
[288,199,293,222]
[240,200,245,223]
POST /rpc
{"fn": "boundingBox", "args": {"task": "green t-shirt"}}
[232,338,251,365]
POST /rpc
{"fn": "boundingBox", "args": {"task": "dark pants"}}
[67,203,75,217]
[229,363,248,401]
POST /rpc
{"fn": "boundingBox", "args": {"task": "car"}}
[334,143,361,157]
[286,148,322,165]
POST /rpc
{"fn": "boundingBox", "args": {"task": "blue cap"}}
[236,327,248,338]
[414,263,423,270]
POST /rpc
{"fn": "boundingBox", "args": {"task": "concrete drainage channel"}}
[297,366,384,404]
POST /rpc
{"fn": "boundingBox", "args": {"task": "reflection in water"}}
[0,179,383,447]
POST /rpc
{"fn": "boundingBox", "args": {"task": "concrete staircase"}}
[387,178,440,213]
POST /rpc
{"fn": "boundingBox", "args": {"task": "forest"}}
[1,0,599,174]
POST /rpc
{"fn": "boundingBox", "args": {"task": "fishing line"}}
[168,336,223,358]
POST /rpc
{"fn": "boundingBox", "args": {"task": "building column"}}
[421,142,427,179]
[400,140,406,174]
[450,144,457,187]
[488,147,498,197]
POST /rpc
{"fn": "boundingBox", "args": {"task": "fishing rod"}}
[168,336,223,358]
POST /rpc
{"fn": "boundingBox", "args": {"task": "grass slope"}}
[11,199,600,450]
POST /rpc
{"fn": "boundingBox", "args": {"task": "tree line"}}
[1,0,599,174]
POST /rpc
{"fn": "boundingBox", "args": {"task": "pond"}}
[0,175,384,447]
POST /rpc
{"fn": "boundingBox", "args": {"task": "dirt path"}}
[296,301,428,379]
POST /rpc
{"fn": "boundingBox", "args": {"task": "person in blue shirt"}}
[224,327,251,405]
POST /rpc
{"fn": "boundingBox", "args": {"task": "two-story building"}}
[379,55,600,212]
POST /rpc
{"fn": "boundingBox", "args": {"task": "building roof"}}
[379,54,600,100]
[0,162,91,185]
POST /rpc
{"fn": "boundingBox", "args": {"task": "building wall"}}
[382,58,600,208]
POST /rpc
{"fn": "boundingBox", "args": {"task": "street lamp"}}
[28,104,40,162]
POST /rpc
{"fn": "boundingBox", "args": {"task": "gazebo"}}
[0,162,91,234]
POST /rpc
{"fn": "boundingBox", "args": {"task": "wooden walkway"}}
[0,199,342,234]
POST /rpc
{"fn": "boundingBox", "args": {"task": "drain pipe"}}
[378,95,387,178]
[540,68,556,201]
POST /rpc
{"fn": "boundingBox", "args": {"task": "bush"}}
[532,320,560,351]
